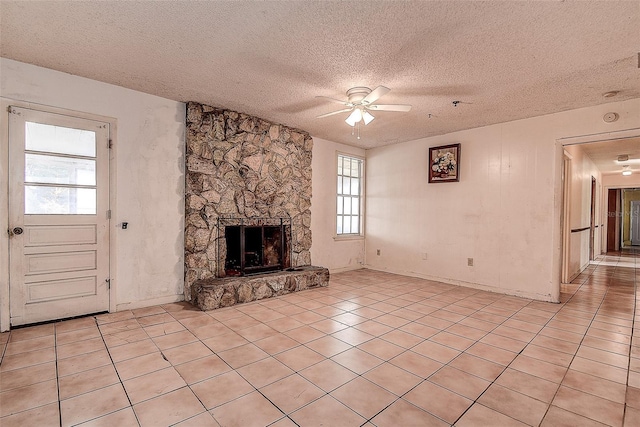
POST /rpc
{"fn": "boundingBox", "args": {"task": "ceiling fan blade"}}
[316,108,353,119]
[362,86,390,105]
[366,104,412,112]
[315,96,350,106]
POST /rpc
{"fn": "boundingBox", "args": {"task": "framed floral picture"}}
[428,143,460,183]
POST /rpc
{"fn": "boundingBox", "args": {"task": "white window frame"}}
[335,152,364,240]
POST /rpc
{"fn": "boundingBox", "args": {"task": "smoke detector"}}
[603,112,619,123]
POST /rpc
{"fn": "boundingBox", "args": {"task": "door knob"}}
[12,227,23,235]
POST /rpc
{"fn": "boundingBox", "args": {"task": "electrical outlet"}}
[467,258,474,267]
[422,252,428,260]
[376,249,381,256]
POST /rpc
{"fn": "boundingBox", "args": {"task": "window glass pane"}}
[342,177,351,195]
[337,156,343,175]
[337,196,343,214]
[343,217,351,234]
[351,177,360,196]
[25,154,96,186]
[344,197,351,215]
[351,160,360,177]
[337,176,342,194]
[351,216,359,233]
[337,216,343,234]
[352,197,359,216]
[25,186,96,214]
[26,122,96,157]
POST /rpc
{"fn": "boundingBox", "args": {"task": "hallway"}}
[0,251,638,426]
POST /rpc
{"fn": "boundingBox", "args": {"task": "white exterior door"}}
[8,106,110,326]
[632,200,640,246]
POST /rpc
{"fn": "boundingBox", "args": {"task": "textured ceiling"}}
[1,1,638,149]
[580,137,640,175]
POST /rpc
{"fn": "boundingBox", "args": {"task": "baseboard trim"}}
[115,294,184,312]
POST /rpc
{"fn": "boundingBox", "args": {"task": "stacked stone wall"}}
[184,102,313,300]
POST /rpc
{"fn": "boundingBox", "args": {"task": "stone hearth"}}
[191,266,329,311]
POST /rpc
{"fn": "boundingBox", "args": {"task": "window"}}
[337,154,363,236]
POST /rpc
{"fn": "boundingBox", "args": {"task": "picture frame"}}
[428,143,460,183]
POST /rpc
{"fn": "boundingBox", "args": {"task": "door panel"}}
[8,106,110,326]
[632,201,640,246]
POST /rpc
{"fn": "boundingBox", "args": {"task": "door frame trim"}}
[0,98,118,331]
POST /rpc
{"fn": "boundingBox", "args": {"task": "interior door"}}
[632,200,640,246]
[8,106,110,326]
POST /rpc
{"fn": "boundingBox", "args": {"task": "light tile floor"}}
[1,250,638,426]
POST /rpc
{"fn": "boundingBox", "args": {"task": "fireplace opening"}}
[222,218,291,276]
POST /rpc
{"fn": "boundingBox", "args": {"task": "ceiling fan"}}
[316,86,411,138]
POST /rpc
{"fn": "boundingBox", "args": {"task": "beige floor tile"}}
[123,367,186,404]
[370,398,449,427]
[8,324,54,342]
[236,323,279,341]
[60,383,130,427]
[428,365,491,400]
[562,369,627,403]
[405,380,472,424]
[106,338,158,362]
[237,357,294,388]
[495,368,559,403]
[143,320,187,338]
[478,384,549,426]
[175,411,220,427]
[58,349,112,377]
[0,361,56,392]
[521,343,574,367]
[310,318,349,334]
[253,333,300,355]
[57,337,105,360]
[162,340,212,365]
[265,316,305,332]
[152,330,198,350]
[78,407,139,427]
[218,343,269,369]
[0,378,58,417]
[114,351,171,380]
[274,345,325,371]
[58,364,120,400]
[331,347,383,374]
[625,406,640,427]
[260,373,325,414]
[552,385,625,426]
[577,344,630,369]
[389,350,443,378]
[530,333,580,354]
[480,332,528,353]
[331,376,396,419]
[101,328,148,347]
[0,402,59,427]
[290,310,326,325]
[191,370,254,409]
[290,395,366,427]
[570,355,628,384]
[449,353,505,382]
[541,405,608,427]
[380,329,423,349]
[331,312,368,326]
[354,320,394,337]
[0,347,55,372]
[284,325,326,343]
[305,335,352,358]
[429,331,475,351]
[358,338,405,361]
[202,331,248,352]
[175,354,231,384]
[412,340,460,364]
[133,387,205,426]
[56,327,101,345]
[457,403,528,427]
[4,334,55,356]
[300,358,358,392]
[331,326,375,346]
[363,362,422,396]
[509,354,568,383]
[211,391,283,427]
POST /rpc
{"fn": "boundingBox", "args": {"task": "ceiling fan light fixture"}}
[362,110,375,125]
[345,108,363,126]
[622,165,632,176]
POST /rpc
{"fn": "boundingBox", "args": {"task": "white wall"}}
[564,144,601,278]
[1,58,185,329]
[311,137,366,272]
[365,98,640,302]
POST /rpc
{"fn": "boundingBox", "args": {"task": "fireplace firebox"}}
[218,217,291,277]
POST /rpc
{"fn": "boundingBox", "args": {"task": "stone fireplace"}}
[184,102,328,308]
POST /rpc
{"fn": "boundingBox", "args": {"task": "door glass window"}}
[24,122,97,214]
